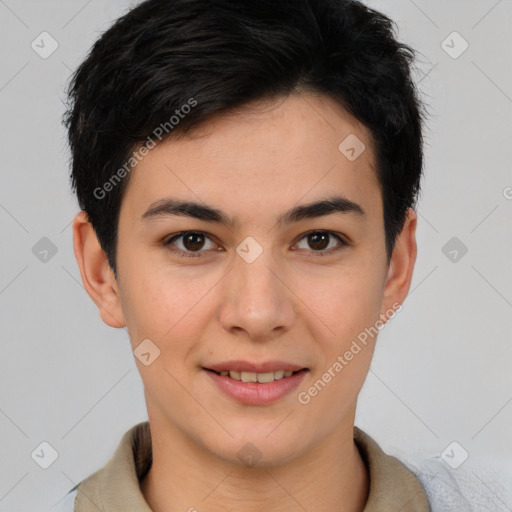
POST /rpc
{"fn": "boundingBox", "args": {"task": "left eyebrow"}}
[140,195,365,229]
[277,196,365,226]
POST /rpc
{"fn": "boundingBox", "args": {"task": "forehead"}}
[119,93,381,226]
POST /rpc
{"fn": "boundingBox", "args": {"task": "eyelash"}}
[163,230,349,258]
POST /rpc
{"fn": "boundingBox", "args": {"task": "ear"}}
[381,208,418,315]
[72,211,126,328]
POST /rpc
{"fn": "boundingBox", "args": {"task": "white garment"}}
[51,489,77,512]
[402,456,512,512]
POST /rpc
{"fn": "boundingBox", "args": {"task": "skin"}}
[73,92,417,512]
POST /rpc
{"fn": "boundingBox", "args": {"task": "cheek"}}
[119,258,218,354]
[295,262,385,350]
[117,256,178,344]
[297,270,383,416]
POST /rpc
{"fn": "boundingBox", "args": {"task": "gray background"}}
[0,0,511,510]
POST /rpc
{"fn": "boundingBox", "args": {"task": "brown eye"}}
[294,230,347,255]
[307,232,330,250]
[164,231,217,257]
[182,232,206,251]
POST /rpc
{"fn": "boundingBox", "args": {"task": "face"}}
[75,92,416,467]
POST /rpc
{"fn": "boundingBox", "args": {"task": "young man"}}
[57,0,434,510]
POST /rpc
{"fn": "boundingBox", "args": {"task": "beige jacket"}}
[70,421,430,511]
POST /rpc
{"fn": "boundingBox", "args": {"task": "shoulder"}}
[51,488,77,512]
[399,455,512,511]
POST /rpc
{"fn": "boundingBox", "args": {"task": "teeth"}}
[257,372,275,383]
[217,370,298,382]
[241,372,257,383]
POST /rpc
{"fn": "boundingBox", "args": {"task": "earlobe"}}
[382,208,418,314]
[72,211,126,328]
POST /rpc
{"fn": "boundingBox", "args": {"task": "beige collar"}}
[75,421,430,511]
[353,426,430,511]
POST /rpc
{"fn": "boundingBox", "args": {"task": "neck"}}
[140,416,369,512]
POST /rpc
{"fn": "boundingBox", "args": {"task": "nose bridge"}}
[219,238,294,339]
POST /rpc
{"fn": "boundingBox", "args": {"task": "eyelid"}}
[163,230,349,258]
[164,231,219,258]
[292,230,349,254]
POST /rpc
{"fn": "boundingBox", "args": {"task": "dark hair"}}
[63,0,426,277]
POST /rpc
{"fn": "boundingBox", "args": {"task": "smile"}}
[204,367,308,405]
[209,369,299,383]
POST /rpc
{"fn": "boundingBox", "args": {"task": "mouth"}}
[203,365,309,405]
[204,368,306,383]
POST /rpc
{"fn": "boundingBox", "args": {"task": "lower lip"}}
[204,369,308,405]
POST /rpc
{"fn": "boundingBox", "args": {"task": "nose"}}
[219,244,296,342]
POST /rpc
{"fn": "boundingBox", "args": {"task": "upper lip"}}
[205,360,307,373]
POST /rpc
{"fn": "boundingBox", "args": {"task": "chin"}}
[200,427,312,469]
